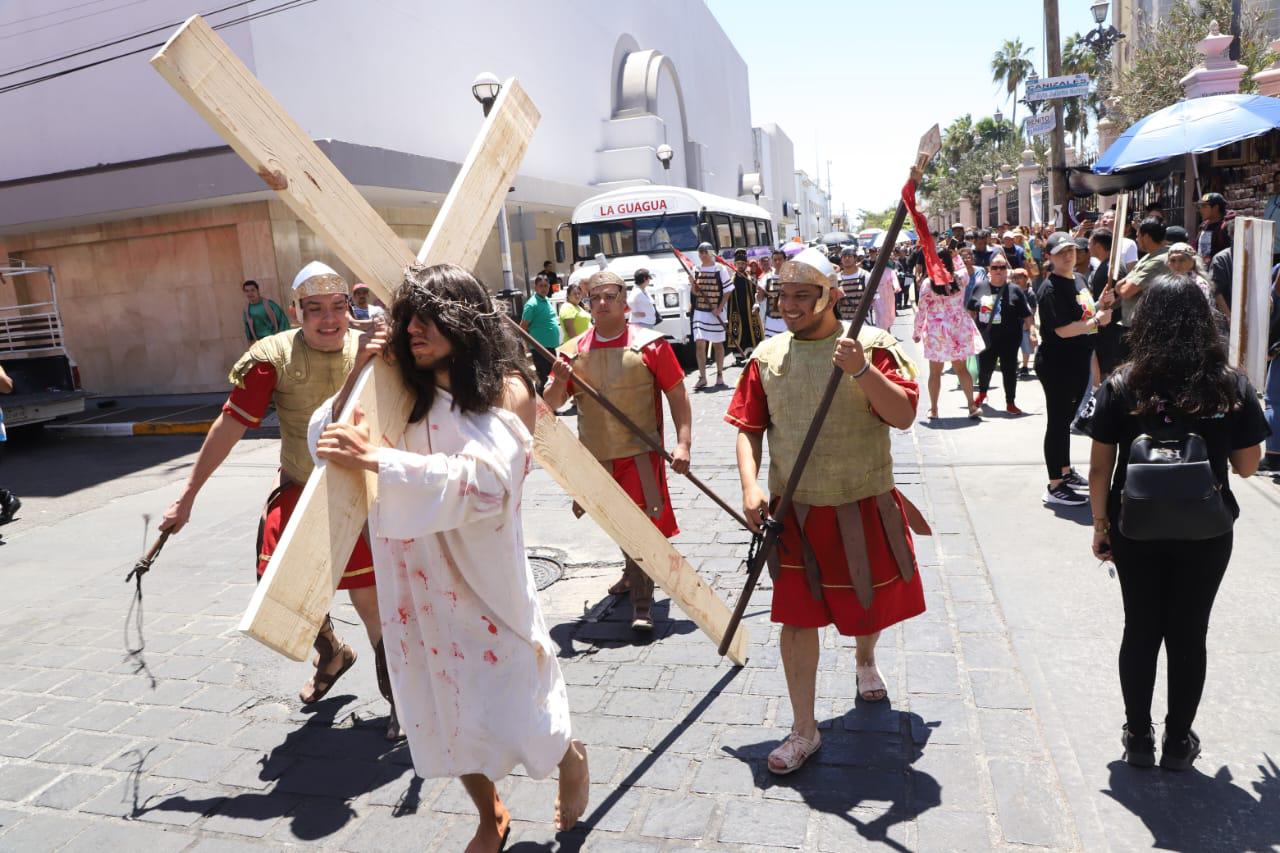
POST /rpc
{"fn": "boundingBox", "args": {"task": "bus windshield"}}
[573,212,701,261]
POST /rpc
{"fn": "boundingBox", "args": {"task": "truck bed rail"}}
[0,301,65,358]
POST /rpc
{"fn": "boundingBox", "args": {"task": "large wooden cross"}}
[152,17,748,665]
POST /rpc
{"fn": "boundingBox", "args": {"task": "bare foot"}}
[298,644,356,705]
[385,704,405,742]
[465,797,510,853]
[555,739,590,831]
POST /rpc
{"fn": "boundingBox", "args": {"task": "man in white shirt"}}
[627,268,659,327]
[1099,210,1138,271]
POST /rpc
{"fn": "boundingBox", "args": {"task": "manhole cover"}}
[528,555,564,590]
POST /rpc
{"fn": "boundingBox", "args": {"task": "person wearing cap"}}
[159,261,398,737]
[1165,242,1230,337]
[242,279,290,342]
[971,230,995,268]
[950,222,966,249]
[1196,192,1232,263]
[348,282,388,332]
[1115,218,1170,327]
[728,248,765,360]
[1035,233,1112,506]
[726,246,926,774]
[626,268,659,328]
[544,270,692,632]
[687,242,734,388]
[1073,236,1094,278]
[758,247,790,339]
[1001,230,1026,269]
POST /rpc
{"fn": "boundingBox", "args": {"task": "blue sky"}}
[707,0,1105,218]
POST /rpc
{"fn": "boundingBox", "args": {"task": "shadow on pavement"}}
[917,416,982,431]
[133,694,408,842]
[0,431,208,498]
[1102,755,1280,852]
[549,597,694,658]
[722,703,940,852]
[1042,501,1092,525]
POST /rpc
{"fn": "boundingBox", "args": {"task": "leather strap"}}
[835,503,875,609]
[899,493,933,535]
[875,491,917,583]
[629,453,664,519]
[792,503,824,601]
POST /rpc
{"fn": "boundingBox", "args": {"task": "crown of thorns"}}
[394,276,502,337]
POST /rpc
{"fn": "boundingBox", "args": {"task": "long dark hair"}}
[390,263,533,423]
[1114,274,1239,417]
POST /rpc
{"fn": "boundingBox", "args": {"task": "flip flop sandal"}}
[767,730,821,775]
[856,664,889,702]
[693,377,708,390]
[299,644,357,705]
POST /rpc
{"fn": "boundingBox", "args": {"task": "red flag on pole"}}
[901,179,952,286]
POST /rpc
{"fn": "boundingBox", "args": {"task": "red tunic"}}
[224,362,375,589]
[725,351,925,635]
[561,328,684,538]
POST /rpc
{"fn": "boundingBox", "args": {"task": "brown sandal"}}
[299,617,357,704]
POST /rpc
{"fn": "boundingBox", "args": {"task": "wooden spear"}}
[717,125,942,658]
[503,316,754,532]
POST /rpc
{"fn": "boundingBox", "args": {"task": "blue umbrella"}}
[1093,93,1280,175]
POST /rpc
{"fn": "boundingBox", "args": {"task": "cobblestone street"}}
[0,315,1276,852]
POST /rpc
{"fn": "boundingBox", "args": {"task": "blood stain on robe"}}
[483,650,498,665]
[481,616,498,635]
[397,606,410,625]
[450,642,465,660]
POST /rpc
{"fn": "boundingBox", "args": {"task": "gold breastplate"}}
[559,327,664,461]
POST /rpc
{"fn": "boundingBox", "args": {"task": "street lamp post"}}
[656,144,674,180]
[1085,1,1125,61]
[751,183,762,204]
[472,73,519,295]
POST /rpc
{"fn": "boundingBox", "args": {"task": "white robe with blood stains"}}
[309,389,571,781]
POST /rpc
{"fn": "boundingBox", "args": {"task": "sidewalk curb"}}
[48,420,215,437]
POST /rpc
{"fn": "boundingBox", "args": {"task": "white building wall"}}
[793,170,831,242]
[0,0,756,199]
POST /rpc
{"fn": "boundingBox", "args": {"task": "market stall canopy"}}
[1068,158,1180,196]
[1093,93,1280,174]
[819,231,857,247]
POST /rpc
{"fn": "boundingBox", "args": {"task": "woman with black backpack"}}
[1079,274,1270,771]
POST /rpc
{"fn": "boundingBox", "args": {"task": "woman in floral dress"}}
[912,249,984,419]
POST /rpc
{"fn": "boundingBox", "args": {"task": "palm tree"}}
[941,114,976,167]
[1062,33,1101,151]
[991,38,1035,130]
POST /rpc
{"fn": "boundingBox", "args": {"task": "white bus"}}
[554,185,775,359]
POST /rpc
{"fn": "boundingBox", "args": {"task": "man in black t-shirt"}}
[966,256,1032,413]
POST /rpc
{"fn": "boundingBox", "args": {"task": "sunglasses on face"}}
[990,265,1010,270]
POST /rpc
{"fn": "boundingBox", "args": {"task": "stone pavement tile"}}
[24,646,92,670]
[582,643,644,664]
[834,701,903,735]
[363,767,441,811]
[947,575,995,604]
[282,725,396,763]
[0,806,18,832]
[813,806,912,852]
[952,603,1005,634]
[181,686,256,713]
[0,763,61,802]
[0,724,64,759]
[615,752,691,791]
[691,756,758,795]
[12,668,75,694]
[761,765,908,812]
[67,701,138,733]
[905,653,961,696]
[338,804,451,853]
[696,693,769,726]
[637,792,716,840]
[977,709,1049,760]
[132,783,229,827]
[173,711,249,745]
[59,819,193,853]
[907,695,971,746]
[939,557,985,577]
[0,812,89,852]
[959,634,1018,670]
[561,662,613,687]
[31,771,114,810]
[580,833,659,853]
[227,720,296,752]
[0,693,46,722]
[170,636,234,658]
[273,757,386,800]
[148,655,214,680]
[664,665,746,695]
[572,715,653,750]
[268,796,359,846]
[644,720,718,756]
[718,798,809,848]
[201,790,300,838]
[970,670,1032,710]
[773,697,834,732]
[909,745,984,810]
[190,837,286,853]
[567,684,606,713]
[79,775,177,819]
[116,707,197,738]
[813,732,906,769]
[429,777,515,815]
[913,808,993,852]
[607,664,664,690]
[745,667,789,697]
[578,782,645,834]
[36,731,135,767]
[151,743,247,781]
[20,697,86,729]
[46,672,119,700]
[641,641,726,667]
[217,751,295,791]
[110,678,203,707]
[104,740,183,774]
[902,621,956,654]
[987,758,1074,848]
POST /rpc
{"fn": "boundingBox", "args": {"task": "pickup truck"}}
[0,262,86,429]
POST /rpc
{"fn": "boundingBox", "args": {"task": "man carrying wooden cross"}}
[542,270,692,632]
[310,263,589,846]
[726,246,926,775]
[160,261,397,735]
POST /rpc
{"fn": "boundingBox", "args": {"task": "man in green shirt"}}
[1115,218,1169,326]
[521,273,561,390]
[242,279,291,342]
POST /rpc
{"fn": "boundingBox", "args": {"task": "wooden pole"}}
[504,316,753,531]
[717,127,939,658]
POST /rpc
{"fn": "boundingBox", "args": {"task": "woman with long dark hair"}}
[1080,274,1269,771]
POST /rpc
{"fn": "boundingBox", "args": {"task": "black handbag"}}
[1119,428,1234,541]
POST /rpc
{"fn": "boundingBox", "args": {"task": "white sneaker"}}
[1043,483,1087,506]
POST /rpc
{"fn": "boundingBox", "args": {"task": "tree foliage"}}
[856,205,900,231]
[991,38,1035,129]
[1111,0,1278,128]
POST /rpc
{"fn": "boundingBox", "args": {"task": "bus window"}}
[730,217,747,247]
[573,220,636,260]
[637,212,700,253]
[712,214,733,250]
[749,219,765,247]
[762,221,774,246]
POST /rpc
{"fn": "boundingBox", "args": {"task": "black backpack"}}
[1119,413,1233,542]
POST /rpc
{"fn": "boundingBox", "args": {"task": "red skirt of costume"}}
[257,480,376,590]
[609,450,679,538]
[771,490,924,635]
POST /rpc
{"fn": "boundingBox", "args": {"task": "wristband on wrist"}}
[851,361,871,379]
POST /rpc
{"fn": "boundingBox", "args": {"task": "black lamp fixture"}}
[992,108,1004,169]
[471,72,501,117]
[751,182,762,203]
[1085,1,1125,61]
[656,143,674,172]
